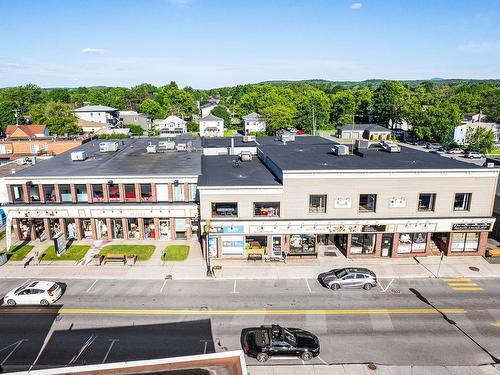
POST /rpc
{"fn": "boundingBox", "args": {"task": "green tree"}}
[330,91,356,127]
[294,90,331,133]
[409,102,462,143]
[483,88,500,123]
[465,127,495,154]
[29,102,79,135]
[262,104,296,135]
[372,81,411,127]
[126,124,144,136]
[450,91,481,114]
[140,99,166,120]
[124,83,157,111]
[353,88,372,122]
[211,106,231,127]
[0,84,47,128]
[48,88,71,103]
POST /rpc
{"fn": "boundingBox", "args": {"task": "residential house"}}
[243,112,266,134]
[453,113,500,145]
[153,115,187,137]
[74,105,122,129]
[207,95,221,105]
[200,103,218,118]
[200,114,224,137]
[5,124,49,139]
[336,124,391,140]
[119,111,152,131]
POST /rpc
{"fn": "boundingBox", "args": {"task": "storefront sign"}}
[221,235,245,256]
[452,223,491,231]
[397,223,436,232]
[362,225,386,232]
[208,236,218,258]
[223,225,244,234]
[53,232,68,256]
[272,236,282,258]
[388,197,406,208]
[209,226,223,233]
[334,198,352,209]
[329,224,362,233]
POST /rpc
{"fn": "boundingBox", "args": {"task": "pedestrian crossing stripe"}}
[443,278,471,282]
[447,283,478,286]
[451,287,483,291]
[492,323,500,327]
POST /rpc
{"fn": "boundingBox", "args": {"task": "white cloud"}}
[458,41,500,53]
[0,62,23,70]
[350,3,362,9]
[81,48,105,54]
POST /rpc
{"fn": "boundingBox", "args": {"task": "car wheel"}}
[256,353,269,363]
[363,283,373,291]
[6,299,16,306]
[40,299,49,306]
[301,351,313,361]
[330,283,340,291]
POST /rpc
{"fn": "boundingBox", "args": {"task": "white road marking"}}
[379,278,395,292]
[69,334,96,365]
[86,280,98,293]
[0,339,27,365]
[232,280,239,294]
[160,280,167,293]
[317,356,328,365]
[305,279,312,293]
[102,339,119,364]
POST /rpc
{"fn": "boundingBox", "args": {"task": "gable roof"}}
[338,123,390,133]
[201,114,223,122]
[200,103,217,109]
[243,112,263,121]
[5,124,48,138]
[74,105,117,112]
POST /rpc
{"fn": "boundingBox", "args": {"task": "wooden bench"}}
[286,252,318,259]
[487,249,500,257]
[247,253,263,262]
[105,254,126,264]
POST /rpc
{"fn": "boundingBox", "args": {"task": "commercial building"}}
[336,124,391,140]
[198,138,497,259]
[3,138,200,242]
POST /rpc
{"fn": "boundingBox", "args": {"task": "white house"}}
[243,112,266,134]
[200,114,224,137]
[200,103,217,118]
[74,105,121,127]
[453,112,500,145]
[153,115,187,137]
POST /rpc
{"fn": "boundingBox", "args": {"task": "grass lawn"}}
[100,245,155,261]
[39,245,91,261]
[0,230,5,240]
[487,148,500,155]
[2,244,34,261]
[162,245,190,261]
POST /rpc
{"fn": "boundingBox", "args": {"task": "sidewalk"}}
[248,364,500,375]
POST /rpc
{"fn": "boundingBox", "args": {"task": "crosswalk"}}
[443,278,483,291]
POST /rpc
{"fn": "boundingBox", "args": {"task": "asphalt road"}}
[0,277,499,372]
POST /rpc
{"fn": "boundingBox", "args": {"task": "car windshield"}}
[282,328,297,346]
[14,286,25,294]
[334,269,348,278]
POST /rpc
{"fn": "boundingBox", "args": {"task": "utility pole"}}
[312,108,316,136]
[351,113,355,154]
[13,109,19,126]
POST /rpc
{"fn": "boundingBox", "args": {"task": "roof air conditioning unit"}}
[243,135,256,142]
[176,143,187,151]
[281,133,295,142]
[158,141,176,151]
[332,144,349,156]
[485,162,495,168]
[146,143,158,153]
[356,139,370,149]
[71,151,88,161]
[240,151,252,161]
[99,141,119,152]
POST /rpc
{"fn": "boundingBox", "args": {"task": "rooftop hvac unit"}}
[158,141,176,151]
[240,151,252,161]
[146,143,158,153]
[15,158,27,165]
[281,133,295,142]
[176,143,187,151]
[332,144,349,156]
[356,139,370,149]
[485,162,495,168]
[99,142,119,152]
[71,151,88,161]
[243,135,256,142]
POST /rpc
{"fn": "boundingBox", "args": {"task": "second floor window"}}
[108,184,121,202]
[454,193,471,211]
[29,185,41,202]
[43,185,56,202]
[254,202,280,217]
[359,194,376,212]
[10,185,24,203]
[124,184,136,201]
[60,184,72,202]
[212,202,238,217]
[173,183,184,201]
[75,184,88,202]
[418,193,436,211]
[188,183,197,201]
[140,184,152,201]
[309,195,327,213]
[92,184,104,202]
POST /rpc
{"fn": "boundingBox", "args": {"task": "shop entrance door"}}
[381,234,393,257]
[159,220,170,240]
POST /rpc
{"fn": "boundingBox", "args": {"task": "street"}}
[0,277,499,372]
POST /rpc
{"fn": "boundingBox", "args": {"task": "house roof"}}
[74,105,118,112]
[201,114,223,122]
[77,119,109,129]
[243,112,263,121]
[5,124,48,138]
[338,123,390,133]
[200,103,217,109]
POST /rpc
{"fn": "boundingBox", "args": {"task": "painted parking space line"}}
[86,280,98,293]
[102,339,119,364]
[305,279,312,293]
[232,280,239,294]
[160,280,167,294]
[379,278,394,292]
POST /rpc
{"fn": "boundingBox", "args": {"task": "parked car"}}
[426,143,442,150]
[430,149,445,155]
[412,140,427,147]
[296,129,305,135]
[241,324,320,362]
[3,281,62,306]
[317,267,377,290]
[464,151,483,159]
[447,148,463,154]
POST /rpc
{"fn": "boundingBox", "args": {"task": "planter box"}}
[92,255,102,266]
[126,255,136,266]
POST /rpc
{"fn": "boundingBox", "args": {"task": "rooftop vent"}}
[158,141,176,151]
[243,135,256,142]
[146,143,158,153]
[356,139,370,150]
[71,150,88,161]
[240,151,252,161]
[485,162,495,168]
[332,144,349,156]
[281,133,295,143]
[176,143,187,152]
[99,141,119,153]
[380,141,401,153]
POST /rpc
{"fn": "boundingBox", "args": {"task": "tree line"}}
[0,80,498,146]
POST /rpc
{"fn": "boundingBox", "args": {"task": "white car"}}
[3,281,62,306]
[464,151,483,159]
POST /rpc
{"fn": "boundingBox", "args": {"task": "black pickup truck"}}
[240,324,320,362]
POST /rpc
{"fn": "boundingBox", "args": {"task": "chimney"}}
[230,137,235,155]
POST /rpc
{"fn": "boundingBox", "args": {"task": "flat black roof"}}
[258,143,484,171]
[198,155,282,187]
[201,137,257,148]
[256,135,334,146]
[13,138,202,178]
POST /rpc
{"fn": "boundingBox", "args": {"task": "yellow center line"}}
[492,323,500,327]
[0,308,467,316]
[447,283,479,286]
[451,287,483,291]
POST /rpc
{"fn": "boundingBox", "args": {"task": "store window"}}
[95,219,108,239]
[108,184,121,202]
[92,184,104,202]
[290,234,316,254]
[245,236,268,251]
[212,202,238,217]
[60,184,72,202]
[309,195,327,213]
[454,193,471,211]
[397,232,427,254]
[418,193,436,211]
[43,185,56,202]
[75,184,88,202]
[140,184,153,201]
[173,183,185,201]
[111,219,123,239]
[254,202,280,217]
[156,184,169,201]
[66,219,77,239]
[188,183,197,201]
[451,232,480,252]
[144,218,156,239]
[81,219,92,239]
[10,185,25,203]
[29,185,41,202]
[175,218,186,239]
[159,219,170,240]
[350,233,376,254]
[124,184,136,202]
[359,194,377,212]
[128,218,140,239]
[49,218,61,237]
[19,219,30,239]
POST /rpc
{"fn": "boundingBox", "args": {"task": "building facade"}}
[200,114,224,137]
[74,105,121,126]
[119,111,152,131]
[154,115,187,137]
[243,112,266,134]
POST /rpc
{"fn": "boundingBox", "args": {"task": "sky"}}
[0,0,499,89]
